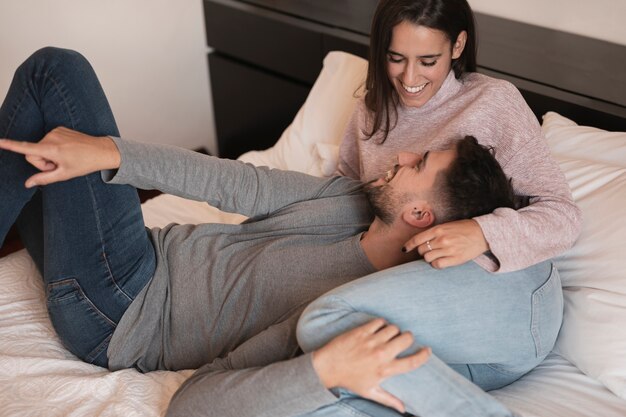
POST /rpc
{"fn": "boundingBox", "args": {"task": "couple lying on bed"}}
[0,48,566,417]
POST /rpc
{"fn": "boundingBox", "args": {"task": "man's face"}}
[366,150,456,224]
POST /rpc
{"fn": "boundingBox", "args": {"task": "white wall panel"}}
[0,0,216,152]
[469,0,626,46]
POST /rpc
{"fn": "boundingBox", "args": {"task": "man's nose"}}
[397,152,421,167]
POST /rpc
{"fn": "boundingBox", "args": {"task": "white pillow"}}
[543,111,626,168]
[238,51,368,176]
[543,113,626,399]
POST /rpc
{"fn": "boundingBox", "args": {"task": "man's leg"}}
[297,260,562,416]
[0,47,155,367]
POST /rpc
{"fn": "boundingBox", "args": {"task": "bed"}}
[1,42,626,417]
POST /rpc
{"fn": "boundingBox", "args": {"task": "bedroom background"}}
[0,0,624,155]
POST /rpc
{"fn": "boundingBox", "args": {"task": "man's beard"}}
[364,183,401,225]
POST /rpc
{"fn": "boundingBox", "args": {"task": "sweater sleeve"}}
[472,83,582,273]
[103,137,362,219]
[336,101,365,179]
[165,314,337,417]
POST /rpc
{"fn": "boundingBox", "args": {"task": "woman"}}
[337,0,581,272]
[293,0,575,414]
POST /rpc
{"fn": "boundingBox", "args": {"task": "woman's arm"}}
[404,82,582,272]
[336,101,366,179]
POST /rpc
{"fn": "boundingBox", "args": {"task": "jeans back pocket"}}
[47,278,116,366]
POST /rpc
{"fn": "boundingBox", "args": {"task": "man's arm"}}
[166,313,334,417]
[107,136,361,217]
[166,315,428,417]
[0,128,363,218]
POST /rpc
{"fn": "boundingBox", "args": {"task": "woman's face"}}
[386,21,466,108]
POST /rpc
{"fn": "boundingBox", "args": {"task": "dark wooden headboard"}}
[475,13,626,132]
[203,0,626,157]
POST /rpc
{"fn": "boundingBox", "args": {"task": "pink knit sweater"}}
[337,70,582,273]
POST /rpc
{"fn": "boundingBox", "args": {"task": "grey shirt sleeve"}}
[166,313,338,417]
[103,137,363,218]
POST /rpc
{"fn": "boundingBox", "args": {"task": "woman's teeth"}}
[402,82,427,94]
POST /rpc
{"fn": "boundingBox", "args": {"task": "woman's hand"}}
[403,219,489,269]
[311,318,431,414]
[0,127,120,188]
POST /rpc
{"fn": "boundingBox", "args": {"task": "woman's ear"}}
[452,31,467,59]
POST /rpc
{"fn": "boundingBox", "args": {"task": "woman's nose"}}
[402,61,419,86]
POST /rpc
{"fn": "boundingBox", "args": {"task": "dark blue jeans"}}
[0,47,156,367]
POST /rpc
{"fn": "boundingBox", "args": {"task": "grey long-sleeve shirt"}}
[104,138,375,383]
[167,313,340,417]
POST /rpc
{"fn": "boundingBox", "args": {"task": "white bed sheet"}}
[0,193,624,417]
[492,354,626,417]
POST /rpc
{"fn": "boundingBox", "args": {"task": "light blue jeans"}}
[296,260,563,417]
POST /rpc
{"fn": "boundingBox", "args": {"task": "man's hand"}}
[403,219,489,269]
[311,318,431,413]
[0,127,120,188]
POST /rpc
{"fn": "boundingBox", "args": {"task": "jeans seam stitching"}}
[336,401,373,417]
[484,363,522,376]
[85,333,112,364]
[48,63,132,302]
[44,70,78,130]
[1,86,29,138]
[84,176,133,302]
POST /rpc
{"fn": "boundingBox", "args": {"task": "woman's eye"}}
[421,60,437,67]
[388,55,404,64]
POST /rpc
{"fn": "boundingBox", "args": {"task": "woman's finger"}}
[422,245,451,263]
[404,228,438,253]
[418,238,439,257]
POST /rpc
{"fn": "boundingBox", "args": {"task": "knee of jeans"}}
[297,294,357,353]
[297,301,326,353]
[297,296,335,353]
[23,47,90,77]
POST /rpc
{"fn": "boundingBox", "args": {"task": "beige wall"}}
[0,0,216,152]
[468,0,626,46]
[0,1,623,153]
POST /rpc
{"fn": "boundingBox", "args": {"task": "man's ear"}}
[402,204,435,229]
[452,31,467,59]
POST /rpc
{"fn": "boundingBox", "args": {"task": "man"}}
[165,138,528,417]
[0,48,526,417]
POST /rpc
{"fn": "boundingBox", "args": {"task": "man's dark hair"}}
[433,135,516,223]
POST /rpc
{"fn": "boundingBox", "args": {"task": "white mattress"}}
[0,194,624,416]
